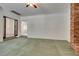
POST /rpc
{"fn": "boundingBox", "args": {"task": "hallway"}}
[0,37,77,56]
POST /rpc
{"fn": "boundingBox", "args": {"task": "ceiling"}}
[0,3,70,16]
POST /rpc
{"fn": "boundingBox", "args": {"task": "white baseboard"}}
[16,35,21,37]
[0,38,3,42]
[67,39,70,43]
[27,36,68,41]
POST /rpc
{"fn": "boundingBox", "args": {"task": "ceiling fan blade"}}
[26,4,30,7]
[33,4,37,8]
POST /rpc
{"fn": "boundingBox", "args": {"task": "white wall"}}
[21,6,70,41]
[21,21,27,36]
[0,7,4,42]
[18,20,21,37]
[44,13,70,41]
[0,20,4,42]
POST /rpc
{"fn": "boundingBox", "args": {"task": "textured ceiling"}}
[0,3,70,16]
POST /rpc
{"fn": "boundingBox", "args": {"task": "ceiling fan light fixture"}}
[26,4,30,7]
[30,3,33,7]
[25,3,38,8]
[32,3,38,8]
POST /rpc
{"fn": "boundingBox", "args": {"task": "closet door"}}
[6,18,14,37]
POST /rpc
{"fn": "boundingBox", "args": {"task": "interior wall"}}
[44,13,70,41]
[0,7,4,42]
[21,21,27,36]
[18,20,21,37]
[0,20,4,42]
[21,3,70,41]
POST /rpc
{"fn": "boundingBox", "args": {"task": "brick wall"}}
[71,3,79,54]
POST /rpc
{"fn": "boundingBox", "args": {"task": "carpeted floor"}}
[0,37,77,56]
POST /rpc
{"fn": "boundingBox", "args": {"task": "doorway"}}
[3,16,18,40]
[21,21,27,37]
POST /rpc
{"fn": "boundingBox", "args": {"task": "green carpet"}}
[0,37,77,56]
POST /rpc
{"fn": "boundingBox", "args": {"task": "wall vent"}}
[11,10,21,15]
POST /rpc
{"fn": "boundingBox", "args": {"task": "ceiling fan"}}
[26,3,38,8]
